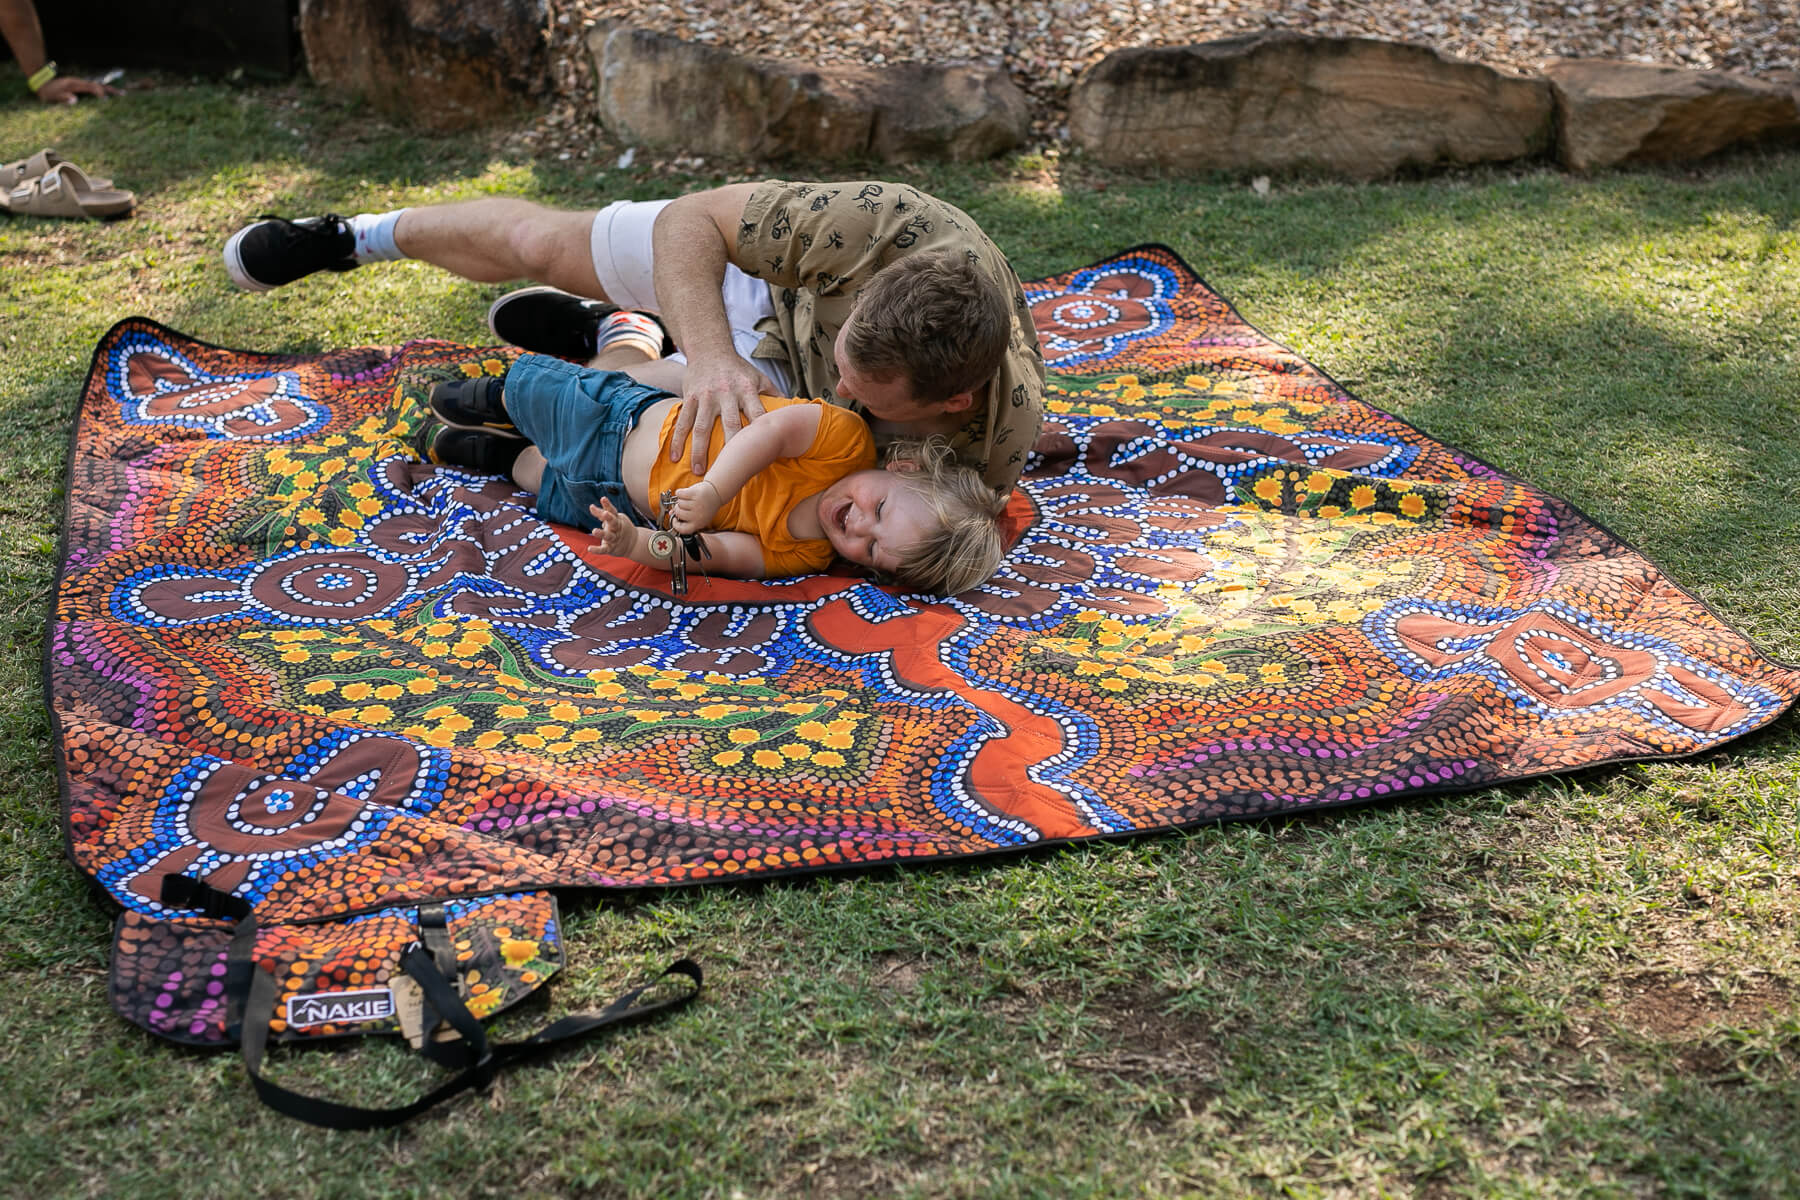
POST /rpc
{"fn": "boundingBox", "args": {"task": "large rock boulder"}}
[1069,33,1555,178]
[1543,59,1800,170]
[299,0,549,131]
[589,26,1029,162]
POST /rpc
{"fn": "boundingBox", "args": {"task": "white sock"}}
[348,209,408,263]
[596,311,665,360]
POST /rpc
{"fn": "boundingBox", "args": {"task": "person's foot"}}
[223,214,358,292]
[486,286,621,360]
[412,418,524,475]
[429,376,514,434]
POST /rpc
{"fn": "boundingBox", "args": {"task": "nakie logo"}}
[286,987,396,1028]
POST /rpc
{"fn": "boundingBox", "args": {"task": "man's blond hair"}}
[882,437,1009,597]
[844,250,1012,402]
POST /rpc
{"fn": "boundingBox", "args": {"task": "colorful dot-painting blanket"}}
[52,246,1799,1050]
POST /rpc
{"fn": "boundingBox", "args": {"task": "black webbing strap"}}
[163,875,703,1130]
[414,902,474,1069]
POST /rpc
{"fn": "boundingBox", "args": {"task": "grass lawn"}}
[2,72,1798,1199]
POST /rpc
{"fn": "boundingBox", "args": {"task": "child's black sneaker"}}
[223,214,358,292]
[429,376,513,433]
[413,418,524,476]
[485,286,621,360]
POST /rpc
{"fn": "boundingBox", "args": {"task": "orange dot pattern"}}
[54,247,1800,1044]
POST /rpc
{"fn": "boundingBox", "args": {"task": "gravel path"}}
[522,1,1800,161]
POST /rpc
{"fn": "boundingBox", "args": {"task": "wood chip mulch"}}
[515,1,1800,166]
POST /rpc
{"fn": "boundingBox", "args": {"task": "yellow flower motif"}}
[329,649,358,662]
[780,702,815,715]
[297,506,326,525]
[751,749,784,769]
[501,939,538,969]
[473,730,506,750]
[1097,678,1129,692]
[696,704,734,720]
[779,742,811,760]
[436,714,473,734]
[548,702,580,721]
[482,358,508,376]
[1046,399,1073,415]
[280,648,310,663]
[495,674,527,689]
[627,664,658,677]
[728,728,760,745]
[1075,661,1108,676]
[347,481,375,500]
[675,683,708,700]
[497,703,528,719]
[595,682,626,699]
[536,725,567,740]
[1318,505,1344,519]
[822,731,855,750]
[303,679,335,695]
[342,682,375,701]
[515,733,544,749]
[324,528,354,546]
[1183,374,1212,390]
[628,709,662,722]
[571,728,602,743]
[712,750,743,767]
[812,750,846,768]
[1253,477,1284,503]
[452,638,486,657]
[359,704,394,723]
[1349,485,1377,511]
[406,677,439,698]
[459,361,485,378]
[1305,472,1334,493]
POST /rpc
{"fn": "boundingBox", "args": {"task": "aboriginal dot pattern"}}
[55,250,1800,1043]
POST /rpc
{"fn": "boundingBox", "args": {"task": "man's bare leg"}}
[224,198,609,298]
[391,200,605,296]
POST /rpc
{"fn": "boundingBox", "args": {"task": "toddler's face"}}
[816,466,934,576]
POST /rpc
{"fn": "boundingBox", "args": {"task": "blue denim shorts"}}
[503,353,672,529]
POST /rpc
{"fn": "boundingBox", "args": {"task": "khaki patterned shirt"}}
[735,179,1045,492]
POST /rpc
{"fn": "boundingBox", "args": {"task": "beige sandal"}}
[0,148,111,191]
[1,161,134,219]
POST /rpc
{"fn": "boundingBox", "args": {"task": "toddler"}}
[418,353,1006,597]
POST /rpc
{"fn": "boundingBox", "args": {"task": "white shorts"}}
[588,199,794,396]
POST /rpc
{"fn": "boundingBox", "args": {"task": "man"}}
[1,0,121,103]
[223,181,1044,489]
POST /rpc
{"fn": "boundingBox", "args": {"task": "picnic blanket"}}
[52,245,1800,1080]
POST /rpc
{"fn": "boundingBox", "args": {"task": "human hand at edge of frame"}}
[587,498,639,558]
[666,479,723,534]
[39,75,121,104]
[668,354,769,475]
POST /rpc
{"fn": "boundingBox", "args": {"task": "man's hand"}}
[38,75,118,104]
[667,479,723,534]
[667,355,769,474]
[588,498,639,558]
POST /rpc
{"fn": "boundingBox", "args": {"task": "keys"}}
[656,491,689,596]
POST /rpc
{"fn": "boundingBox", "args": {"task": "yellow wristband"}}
[26,62,57,93]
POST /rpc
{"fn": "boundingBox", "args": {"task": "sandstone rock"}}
[1544,59,1800,171]
[589,26,1029,162]
[1068,33,1554,179]
[299,0,549,132]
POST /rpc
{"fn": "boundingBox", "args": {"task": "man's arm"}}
[652,181,769,471]
[0,0,115,103]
